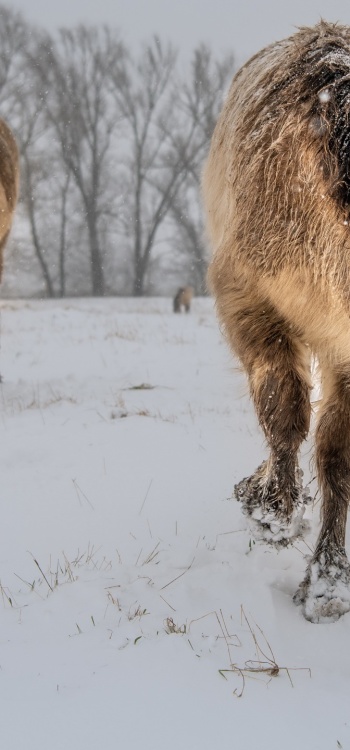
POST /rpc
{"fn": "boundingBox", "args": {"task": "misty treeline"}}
[0,5,234,297]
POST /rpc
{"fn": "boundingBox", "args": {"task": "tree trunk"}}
[133,272,144,296]
[24,159,55,298]
[87,211,105,296]
[58,174,70,297]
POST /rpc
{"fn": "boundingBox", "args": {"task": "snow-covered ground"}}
[0,296,348,750]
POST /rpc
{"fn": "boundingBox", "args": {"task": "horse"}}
[0,118,18,280]
[173,286,194,313]
[203,21,350,622]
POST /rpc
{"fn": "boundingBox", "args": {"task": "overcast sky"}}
[9,0,350,63]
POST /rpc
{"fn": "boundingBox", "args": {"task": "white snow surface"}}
[0,296,349,750]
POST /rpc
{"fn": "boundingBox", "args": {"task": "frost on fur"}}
[234,462,312,545]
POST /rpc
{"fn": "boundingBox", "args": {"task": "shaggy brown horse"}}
[203,21,350,622]
[0,119,18,279]
[173,286,194,313]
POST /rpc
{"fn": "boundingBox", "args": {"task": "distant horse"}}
[203,21,350,622]
[0,119,19,280]
[173,286,194,313]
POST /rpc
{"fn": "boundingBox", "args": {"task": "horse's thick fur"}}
[203,21,350,622]
[173,286,194,313]
[0,119,18,279]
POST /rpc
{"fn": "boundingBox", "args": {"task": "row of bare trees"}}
[0,4,234,297]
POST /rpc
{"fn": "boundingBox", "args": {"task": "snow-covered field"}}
[0,296,349,750]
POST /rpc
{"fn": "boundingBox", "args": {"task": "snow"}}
[0,296,349,750]
[318,88,331,103]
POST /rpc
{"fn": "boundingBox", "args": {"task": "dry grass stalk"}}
[219,607,311,697]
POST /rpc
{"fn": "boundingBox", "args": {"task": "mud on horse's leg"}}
[295,368,350,622]
[230,299,312,544]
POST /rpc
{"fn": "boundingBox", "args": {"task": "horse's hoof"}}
[294,553,350,623]
[234,464,311,546]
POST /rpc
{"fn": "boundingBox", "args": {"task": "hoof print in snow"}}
[234,463,312,546]
[294,553,350,623]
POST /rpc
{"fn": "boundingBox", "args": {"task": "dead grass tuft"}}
[164,617,186,634]
[219,607,312,697]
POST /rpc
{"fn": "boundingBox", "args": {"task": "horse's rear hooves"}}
[294,557,350,623]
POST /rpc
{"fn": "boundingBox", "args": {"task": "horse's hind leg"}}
[295,365,350,622]
[220,292,312,544]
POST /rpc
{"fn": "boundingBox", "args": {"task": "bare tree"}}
[30,26,126,296]
[168,45,235,292]
[113,38,192,296]
[113,39,234,296]
[0,7,235,299]
[8,23,74,298]
[0,4,28,108]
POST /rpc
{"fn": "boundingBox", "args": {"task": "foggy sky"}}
[9,0,350,63]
